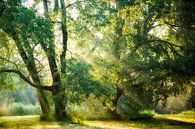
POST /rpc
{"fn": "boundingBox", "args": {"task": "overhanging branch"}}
[148,39,183,48]
[0,56,19,69]
[148,39,184,57]
[0,69,53,91]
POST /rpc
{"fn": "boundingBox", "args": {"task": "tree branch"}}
[0,56,19,69]
[34,57,44,73]
[148,39,184,57]
[66,0,86,8]
[150,24,164,30]
[0,69,53,91]
[148,39,183,48]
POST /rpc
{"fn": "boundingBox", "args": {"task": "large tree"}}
[88,0,195,117]
[121,0,195,109]
[0,0,71,120]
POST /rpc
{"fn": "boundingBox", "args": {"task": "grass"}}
[0,111,194,129]
[0,102,41,116]
[155,110,195,124]
[10,103,41,116]
[0,115,95,129]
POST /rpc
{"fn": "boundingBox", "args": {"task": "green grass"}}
[0,110,194,129]
[10,103,41,116]
[0,115,97,129]
[155,110,195,124]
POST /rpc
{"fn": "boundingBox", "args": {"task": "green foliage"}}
[117,0,136,7]
[15,7,54,51]
[0,1,54,51]
[0,75,15,90]
[67,58,115,104]
[137,110,156,119]
[110,0,194,111]
[67,95,112,121]
[0,78,38,105]
[0,80,39,116]
[179,110,195,117]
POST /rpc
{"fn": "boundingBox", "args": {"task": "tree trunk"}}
[36,89,52,120]
[109,86,123,118]
[190,86,195,109]
[14,36,51,120]
[52,85,68,121]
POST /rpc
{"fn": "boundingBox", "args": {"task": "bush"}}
[120,110,157,120]
[67,95,112,122]
[137,110,157,118]
[10,103,41,116]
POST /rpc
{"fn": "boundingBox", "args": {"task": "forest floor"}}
[0,113,195,129]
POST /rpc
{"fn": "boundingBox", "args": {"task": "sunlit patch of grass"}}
[83,119,195,129]
[82,120,139,129]
[0,115,39,128]
[137,109,156,118]
[156,116,195,124]
[0,115,100,129]
[155,110,195,124]
[177,110,195,117]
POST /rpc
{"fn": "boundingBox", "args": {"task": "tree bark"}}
[189,86,195,109]
[52,86,68,120]
[36,89,51,120]
[42,0,68,120]
[110,86,123,118]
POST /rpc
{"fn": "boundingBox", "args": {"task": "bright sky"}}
[22,0,34,8]
[149,22,169,38]
[22,0,79,20]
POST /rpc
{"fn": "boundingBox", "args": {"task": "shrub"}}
[10,103,41,116]
[137,110,157,118]
[67,95,112,122]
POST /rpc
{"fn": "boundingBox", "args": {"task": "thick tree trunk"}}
[52,85,68,121]
[109,86,123,118]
